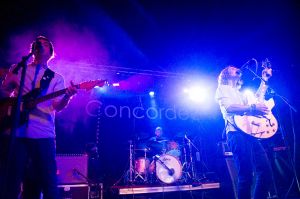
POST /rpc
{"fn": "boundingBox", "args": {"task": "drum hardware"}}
[126,137,186,185]
[181,144,192,182]
[128,140,134,183]
[126,139,150,183]
[133,148,148,182]
[181,134,200,181]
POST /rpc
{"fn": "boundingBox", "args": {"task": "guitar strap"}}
[39,68,55,95]
[222,120,228,140]
[22,68,54,128]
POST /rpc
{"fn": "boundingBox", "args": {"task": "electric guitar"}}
[233,59,278,139]
[0,79,107,133]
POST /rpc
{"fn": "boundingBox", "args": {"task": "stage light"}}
[112,82,120,87]
[183,88,189,93]
[184,86,208,103]
[149,91,155,97]
[94,85,107,93]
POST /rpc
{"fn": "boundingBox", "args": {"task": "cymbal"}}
[156,140,168,143]
[134,148,149,151]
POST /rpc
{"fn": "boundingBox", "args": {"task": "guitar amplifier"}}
[56,154,88,185]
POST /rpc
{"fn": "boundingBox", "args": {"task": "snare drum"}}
[155,154,182,184]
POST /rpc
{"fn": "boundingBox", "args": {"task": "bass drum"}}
[155,154,182,184]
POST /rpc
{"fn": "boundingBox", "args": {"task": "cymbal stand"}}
[182,135,200,181]
[182,143,192,181]
[128,140,134,183]
[143,148,148,182]
[186,137,196,179]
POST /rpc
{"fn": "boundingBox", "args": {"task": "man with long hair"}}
[215,65,273,199]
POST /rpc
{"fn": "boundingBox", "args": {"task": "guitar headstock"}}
[78,79,107,90]
[262,58,271,69]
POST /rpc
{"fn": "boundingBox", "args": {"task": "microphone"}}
[12,52,33,74]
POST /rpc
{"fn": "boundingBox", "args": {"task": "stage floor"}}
[112,182,220,195]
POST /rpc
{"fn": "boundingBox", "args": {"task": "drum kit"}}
[127,134,199,184]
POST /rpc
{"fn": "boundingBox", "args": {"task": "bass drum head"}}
[155,154,182,184]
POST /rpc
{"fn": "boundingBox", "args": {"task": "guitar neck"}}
[256,81,268,102]
[33,88,68,105]
[256,59,272,102]
[26,80,105,106]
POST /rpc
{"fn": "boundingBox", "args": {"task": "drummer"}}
[147,126,169,155]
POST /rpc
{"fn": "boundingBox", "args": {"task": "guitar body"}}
[234,98,278,139]
[0,98,15,133]
[0,97,31,133]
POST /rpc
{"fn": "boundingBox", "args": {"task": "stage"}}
[112,182,220,195]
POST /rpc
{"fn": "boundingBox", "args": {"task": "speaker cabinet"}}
[56,154,88,185]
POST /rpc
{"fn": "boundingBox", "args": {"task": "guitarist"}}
[215,65,273,199]
[0,36,77,199]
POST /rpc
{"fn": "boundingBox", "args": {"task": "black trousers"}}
[0,136,58,199]
[227,131,273,199]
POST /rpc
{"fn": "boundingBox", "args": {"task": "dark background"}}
[1,0,299,198]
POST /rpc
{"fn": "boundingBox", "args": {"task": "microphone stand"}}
[3,53,32,199]
[243,65,300,195]
[73,168,96,184]
[10,53,33,135]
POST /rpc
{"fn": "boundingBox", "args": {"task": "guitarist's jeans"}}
[0,136,58,199]
[227,131,273,199]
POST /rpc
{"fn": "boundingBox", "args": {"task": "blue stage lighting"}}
[184,86,207,103]
[149,91,155,97]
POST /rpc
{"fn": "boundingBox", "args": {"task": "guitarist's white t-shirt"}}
[1,63,65,138]
[215,84,246,133]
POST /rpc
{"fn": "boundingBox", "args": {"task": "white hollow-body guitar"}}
[234,98,278,139]
[234,59,278,139]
